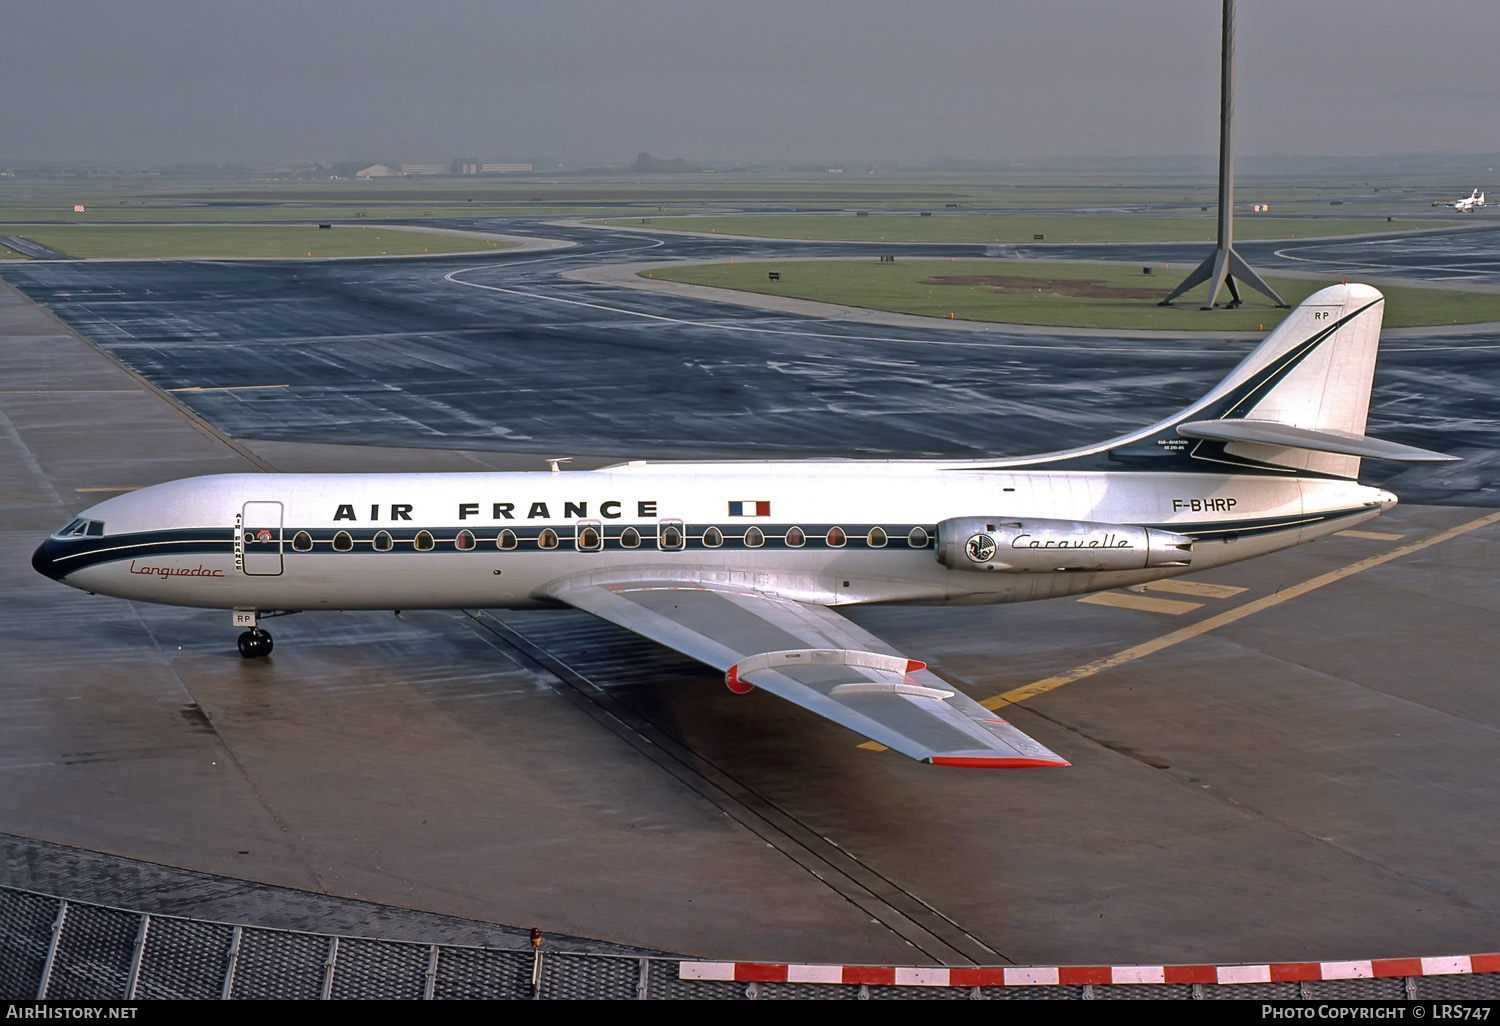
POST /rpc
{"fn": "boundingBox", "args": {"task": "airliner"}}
[1454,189,1486,212]
[32,283,1453,768]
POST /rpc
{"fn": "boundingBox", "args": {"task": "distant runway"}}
[3,220,1499,967]
[994,221,1500,286]
[1262,225,1500,283]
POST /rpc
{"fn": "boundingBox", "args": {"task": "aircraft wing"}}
[542,577,1068,768]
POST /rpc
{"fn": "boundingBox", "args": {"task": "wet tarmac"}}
[2,217,1499,967]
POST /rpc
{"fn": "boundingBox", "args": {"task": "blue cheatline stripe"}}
[51,529,234,568]
[1143,504,1375,540]
[44,506,1376,577]
[47,523,937,574]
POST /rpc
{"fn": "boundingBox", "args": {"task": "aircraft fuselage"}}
[33,463,1394,614]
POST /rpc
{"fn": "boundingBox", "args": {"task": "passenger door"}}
[240,501,284,576]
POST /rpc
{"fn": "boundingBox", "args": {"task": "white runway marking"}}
[1271,245,1500,280]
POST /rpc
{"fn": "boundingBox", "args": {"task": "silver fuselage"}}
[33,462,1395,613]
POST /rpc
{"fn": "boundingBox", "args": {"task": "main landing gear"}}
[237,628,273,659]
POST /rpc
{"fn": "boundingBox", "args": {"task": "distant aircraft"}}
[33,284,1455,768]
[1454,189,1486,212]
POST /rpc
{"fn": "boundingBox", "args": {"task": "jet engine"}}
[935,516,1192,573]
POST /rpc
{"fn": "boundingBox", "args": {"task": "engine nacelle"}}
[936,516,1193,573]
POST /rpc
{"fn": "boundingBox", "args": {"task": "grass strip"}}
[646,258,1500,331]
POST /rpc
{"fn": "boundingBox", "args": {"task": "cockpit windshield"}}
[54,518,105,538]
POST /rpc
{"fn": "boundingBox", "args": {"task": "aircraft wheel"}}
[237,630,273,659]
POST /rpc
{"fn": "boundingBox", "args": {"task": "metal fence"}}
[5,886,1500,1000]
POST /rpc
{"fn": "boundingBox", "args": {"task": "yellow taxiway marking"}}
[983,510,1500,711]
[168,384,290,393]
[74,486,141,493]
[1338,529,1406,541]
[1078,592,1203,615]
[857,740,889,753]
[1139,579,1248,600]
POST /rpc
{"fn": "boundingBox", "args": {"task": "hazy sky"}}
[4,1,1496,165]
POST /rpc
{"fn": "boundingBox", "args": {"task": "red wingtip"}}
[929,756,1070,768]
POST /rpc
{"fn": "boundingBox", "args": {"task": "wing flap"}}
[545,577,1067,767]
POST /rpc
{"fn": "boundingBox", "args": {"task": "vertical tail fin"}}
[1029,283,1451,475]
[1130,283,1389,478]
[1217,282,1384,431]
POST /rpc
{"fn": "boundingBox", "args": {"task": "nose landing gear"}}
[237,628,273,659]
[232,609,297,659]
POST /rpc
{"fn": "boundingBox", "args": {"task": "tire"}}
[238,631,273,659]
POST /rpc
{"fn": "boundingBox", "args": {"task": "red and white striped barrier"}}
[680,953,1500,988]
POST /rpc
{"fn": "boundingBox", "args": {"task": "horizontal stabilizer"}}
[1176,420,1457,463]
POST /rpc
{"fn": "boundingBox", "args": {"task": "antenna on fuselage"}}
[547,457,572,474]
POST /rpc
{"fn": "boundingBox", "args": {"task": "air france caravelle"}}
[33,283,1454,768]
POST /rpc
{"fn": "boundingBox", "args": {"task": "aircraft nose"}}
[31,537,71,581]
